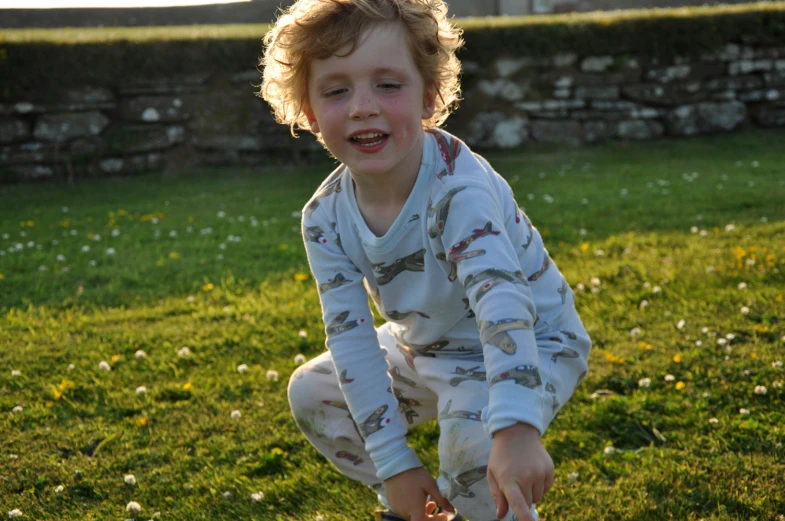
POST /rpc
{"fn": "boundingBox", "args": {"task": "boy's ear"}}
[422,83,438,120]
[303,105,320,134]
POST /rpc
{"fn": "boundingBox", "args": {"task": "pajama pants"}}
[287,323,540,521]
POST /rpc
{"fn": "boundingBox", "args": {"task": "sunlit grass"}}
[1,129,784,520]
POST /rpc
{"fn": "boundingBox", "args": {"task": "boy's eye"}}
[323,88,347,98]
[379,83,401,90]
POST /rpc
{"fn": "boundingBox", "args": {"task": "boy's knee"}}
[287,368,310,413]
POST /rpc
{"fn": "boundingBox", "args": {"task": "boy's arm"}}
[302,209,423,481]
[433,182,590,439]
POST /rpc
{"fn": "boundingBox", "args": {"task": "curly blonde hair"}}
[259,0,464,139]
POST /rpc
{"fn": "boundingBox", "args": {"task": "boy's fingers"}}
[427,485,455,513]
[503,485,535,521]
[487,471,508,519]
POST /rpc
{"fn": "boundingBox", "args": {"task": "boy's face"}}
[305,21,436,181]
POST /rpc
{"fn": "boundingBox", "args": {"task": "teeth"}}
[352,132,384,140]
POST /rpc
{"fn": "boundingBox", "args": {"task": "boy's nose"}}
[349,90,380,120]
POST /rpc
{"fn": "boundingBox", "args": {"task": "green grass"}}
[1,1,783,43]
[1,129,785,520]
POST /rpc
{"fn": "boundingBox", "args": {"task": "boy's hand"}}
[487,423,554,521]
[384,467,456,521]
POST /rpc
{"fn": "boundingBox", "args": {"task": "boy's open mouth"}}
[349,132,389,147]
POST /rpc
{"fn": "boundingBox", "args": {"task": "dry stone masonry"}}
[1,41,785,182]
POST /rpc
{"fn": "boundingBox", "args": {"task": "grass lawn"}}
[1,129,784,521]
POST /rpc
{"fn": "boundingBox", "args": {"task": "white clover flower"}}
[638,377,651,388]
[754,385,767,395]
[742,369,750,376]
[708,418,719,424]
[575,283,585,291]
[8,510,23,519]
[68,364,74,370]
[177,347,191,357]
[603,446,616,455]
[579,228,587,236]
[106,248,116,255]
[186,295,196,303]
[702,327,710,334]
[594,249,605,257]
[751,160,760,167]
[55,485,64,493]
[652,286,662,294]
[567,472,579,483]
[699,230,708,237]
[664,374,675,382]
[740,306,750,315]
[590,277,600,287]
[136,386,147,396]
[773,381,783,388]
[169,231,177,238]
[294,354,307,365]
[217,211,226,218]
[93,234,101,242]
[702,392,712,398]
[111,229,120,237]
[745,258,756,267]
[126,501,142,514]
[98,361,111,371]
[316,516,324,521]
[237,364,248,373]
[124,474,137,486]
[12,406,23,413]
[725,224,735,232]
[591,287,600,294]
[640,300,649,309]
[186,226,193,233]
[251,491,265,502]
[266,370,279,382]
[772,361,783,368]
[223,491,232,499]
[726,333,735,340]
[739,408,750,415]
[690,226,698,233]
[88,260,97,267]
[81,245,90,252]
[135,350,147,360]
[151,218,159,225]
[70,229,77,236]
[231,410,242,419]
[737,282,747,290]
[11,369,21,377]
[677,319,686,329]
[695,340,703,347]
[298,330,308,338]
[543,194,554,203]
[630,327,642,337]
[219,243,226,250]
[717,338,727,346]
[56,254,66,262]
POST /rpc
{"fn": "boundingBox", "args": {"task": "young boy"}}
[260,1,592,520]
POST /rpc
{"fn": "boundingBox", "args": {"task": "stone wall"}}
[1,40,785,182]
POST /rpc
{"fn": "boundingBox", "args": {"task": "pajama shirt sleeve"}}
[432,182,547,439]
[301,208,424,481]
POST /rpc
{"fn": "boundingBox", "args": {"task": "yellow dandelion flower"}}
[188,216,194,223]
[118,209,128,216]
[776,295,783,303]
[280,244,289,250]
[59,379,75,392]
[111,354,122,364]
[753,324,769,333]
[675,381,686,391]
[604,351,625,365]
[52,389,64,400]
[638,341,652,350]
[183,382,193,391]
[169,251,181,260]
[156,212,164,219]
[141,214,155,222]
[734,246,746,260]
[135,417,149,427]
[672,354,682,363]
[59,219,71,228]
[0,274,4,281]
[202,282,214,292]
[293,272,309,282]
[750,352,757,359]
[580,243,590,252]
[88,233,95,240]
[156,258,166,268]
